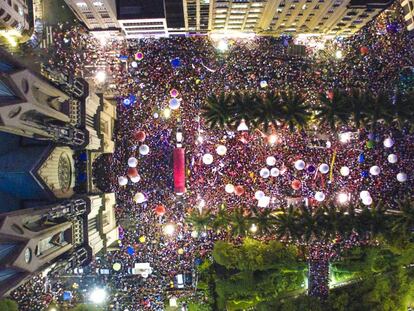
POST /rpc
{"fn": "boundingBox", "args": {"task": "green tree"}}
[186,208,212,231]
[70,305,101,311]
[365,91,393,131]
[212,240,238,269]
[274,205,301,240]
[211,204,230,232]
[279,91,310,132]
[230,92,262,129]
[228,207,250,237]
[251,207,276,236]
[345,88,369,129]
[202,92,232,129]
[316,89,349,131]
[392,90,414,130]
[392,197,414,237]
[0,299,18,311]
[258,91,282,132]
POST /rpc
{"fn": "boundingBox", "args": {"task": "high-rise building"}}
[0,48,119,297]
[116,0,185,37]
[0,0,30,33]
[0,49,87,146]
[207,0,393,36]
[63,0,121,38]
[0,193,118,297]
[402,0,414,31]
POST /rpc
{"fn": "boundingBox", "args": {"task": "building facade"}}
[0,48,119,297]
[402,0,414,31]
[63,0,121,37]
[207,0,393,36]
[0,0,30,32]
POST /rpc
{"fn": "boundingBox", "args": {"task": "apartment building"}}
[401,0,414,31]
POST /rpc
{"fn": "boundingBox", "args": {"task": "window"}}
[13,4,18,12]
[101,13,110,18]
[0,8,5,17]
[3,14,11,22]
[7,0,11,6]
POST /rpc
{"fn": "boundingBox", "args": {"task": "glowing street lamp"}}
[89,288,107,304]
[217,39,228,52]
[337,192,349,204]
[335,50,343,59]
[163,107,171,119]
[163,223,175,236]
[237,119,249,131]
[95,71,106,84]
[249,223,258,233]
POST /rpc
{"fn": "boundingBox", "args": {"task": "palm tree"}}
[365,91,393,131]
[274,205,300,240]
[368,201,388,237]
[298,205,319,242]
[316,89,349,131]
[185,208,212,232]
[230,92,262,129]
[392,198,414,236]
[211,204,230,232]
[228,207,250,237]
[321,205,341,240]
[279,91,310,132]
[258,91,282,132]
[251,207,276,236]
[202,92,232,129]
[345,88,369,129]
[393,90,414,130]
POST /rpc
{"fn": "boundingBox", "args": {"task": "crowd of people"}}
[10,2,414,310]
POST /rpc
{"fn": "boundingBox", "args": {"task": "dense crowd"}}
[10,2,414,310]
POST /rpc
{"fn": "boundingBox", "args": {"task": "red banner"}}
[173,148,186,193]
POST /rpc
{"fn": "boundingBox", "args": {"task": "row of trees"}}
[206,239,306,310]
[186,199,414,243]
[202,89,414,132]
[257,266,414,311]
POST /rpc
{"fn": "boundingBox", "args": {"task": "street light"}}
[163,223,175,236]
[249,223,258,234]
[217,39,228,52]
[89,288,107,304]
[337,192,349,204]
[95,71,106,84]
[335,50,343,59]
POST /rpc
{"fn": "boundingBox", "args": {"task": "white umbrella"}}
[128,157,138,168]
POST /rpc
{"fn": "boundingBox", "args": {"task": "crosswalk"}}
[40,25,53,49]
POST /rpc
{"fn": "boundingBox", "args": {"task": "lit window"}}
[76,2,87,7]
[93,1,103,6]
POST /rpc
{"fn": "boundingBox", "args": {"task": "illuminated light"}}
[95,71,106,83]
[197,135,203,143]
[163,224,175,236]
[335,50,343,59]
[268,134,277,145]
[237,119,249,131]
[198,199,206,209]
[249,224,258,233]
[89,288,107,304]
[191,230,198,238]
[217,39,228,52]
[216,145,227,156]
[163,108,171,119]
[314,191,325,202]
[339,132,351,143]
[337,192,349,204]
